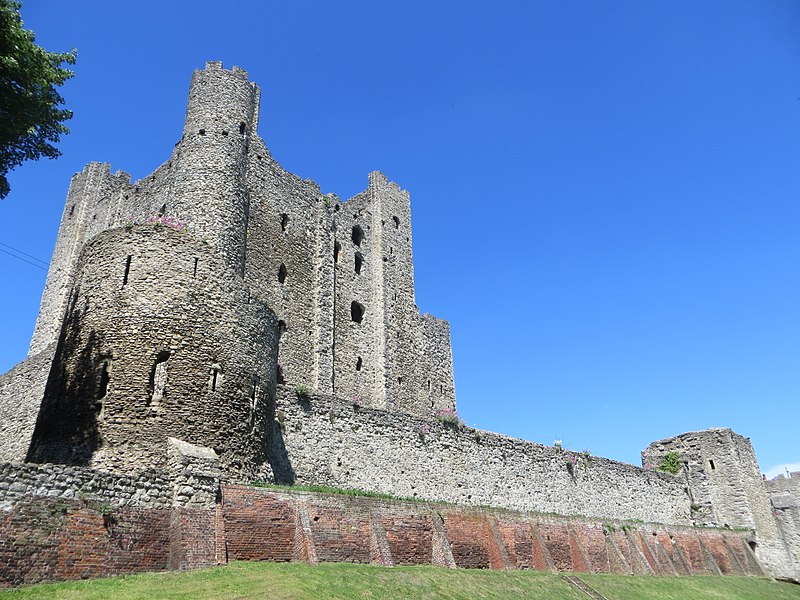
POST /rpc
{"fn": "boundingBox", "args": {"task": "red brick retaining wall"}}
[0,484,765,587]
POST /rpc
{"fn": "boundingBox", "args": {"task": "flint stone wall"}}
[0,346,54,462]
[766,476,800,579]
[271,389,691,525]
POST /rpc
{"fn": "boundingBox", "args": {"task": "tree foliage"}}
[0,0,75,198]
[658,451,681,475]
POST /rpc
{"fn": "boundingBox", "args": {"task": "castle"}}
[0,62,797,586]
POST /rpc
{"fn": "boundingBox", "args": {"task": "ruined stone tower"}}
[5,61,455,475]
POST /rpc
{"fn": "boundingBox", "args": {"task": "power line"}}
[0,241,48,266]
[0,246,47,271]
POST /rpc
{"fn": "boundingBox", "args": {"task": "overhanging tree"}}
[0,0,75,199]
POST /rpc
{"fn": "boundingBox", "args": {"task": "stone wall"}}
[270,389,691,525]
[766,475,800,579]
[0,461,218,587]
[0,345,54,462]
[642,429,795,579]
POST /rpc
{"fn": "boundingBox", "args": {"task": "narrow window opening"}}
[122,255,132,286]
[159,203,167,216]
[209,364,222,392]
[250,374,260,430]
[97,360,111,399]
[280,213,289,232]
[356,357,362,371]
[351,301,364,323]
[354,252,363,275]
[334,241,341,263]
[69,204,75,216]
[439,385,443,395]
[239,122,247,135]
[398,376,403,384]
[149,351,170,404]
[748,541,757,552]
[390,246,393,255]
[278,263,287,284]
[352,225,364,246]
[199,128,206,135]
[427,379,431,391]
[393,292,397,301]
[709,459,716,471]
[393,216,400,229]
[193,257,199,278]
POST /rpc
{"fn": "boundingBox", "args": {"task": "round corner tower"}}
[26,225,278,477]
[169,61,261,275]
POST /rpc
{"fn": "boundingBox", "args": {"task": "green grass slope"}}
[0,562,798,600]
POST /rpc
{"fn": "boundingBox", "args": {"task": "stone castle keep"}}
[0,62,797,585]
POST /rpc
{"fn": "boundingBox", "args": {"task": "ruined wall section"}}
[244,138,334,394]
[766,476,800,579]
[26,226,279,478]
[271,390,691,525]
[331,173,455,417]
[643,429,795,579]
[333,186,385,407]
[0,346,56,462]
[29,164,133,355]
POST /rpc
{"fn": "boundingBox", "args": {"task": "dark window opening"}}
[278,263,287,284]
[352,225,365,247]
[439,385,443,395]
[239,122,247,135]
[398,377,403,384]
[334,241,341,263]
[221,130,229,136]
[199,128,206,135]
[122,255,132,286]
[356,357,362,371]
[427,379,431,391]
[159,203,167,216]
[709,459,716,471]
[280,213,289,232]
[354,252,363,275]
[69,204,75,216]
[277,364,285,384]
[278,320,287,338]
[390,246,393,255]
[748,541,757,552]
[393,216,400,229]
[97,360,110,399]
[149,351,170,404]
[351,301,364,323]
[334,204,340,212]
[193,257,199,278]
[210,364,222,392]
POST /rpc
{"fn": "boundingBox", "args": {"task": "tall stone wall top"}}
[270,388,691,525]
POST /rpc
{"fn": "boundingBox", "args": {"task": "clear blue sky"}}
[1,1,798,475]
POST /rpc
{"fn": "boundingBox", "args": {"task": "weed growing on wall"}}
[434,408,463,428]
[294,383,311,399]
[658,451,681,474]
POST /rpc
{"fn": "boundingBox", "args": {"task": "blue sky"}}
[1,1,798,475]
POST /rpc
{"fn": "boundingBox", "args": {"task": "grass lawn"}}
[0,562,798,600]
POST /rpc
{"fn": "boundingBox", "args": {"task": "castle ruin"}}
[0,62,797,586]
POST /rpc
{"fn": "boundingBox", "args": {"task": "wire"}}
[0,246,47,271]
[0,241,48,266]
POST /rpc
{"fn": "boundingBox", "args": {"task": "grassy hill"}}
[0,562,798,600]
